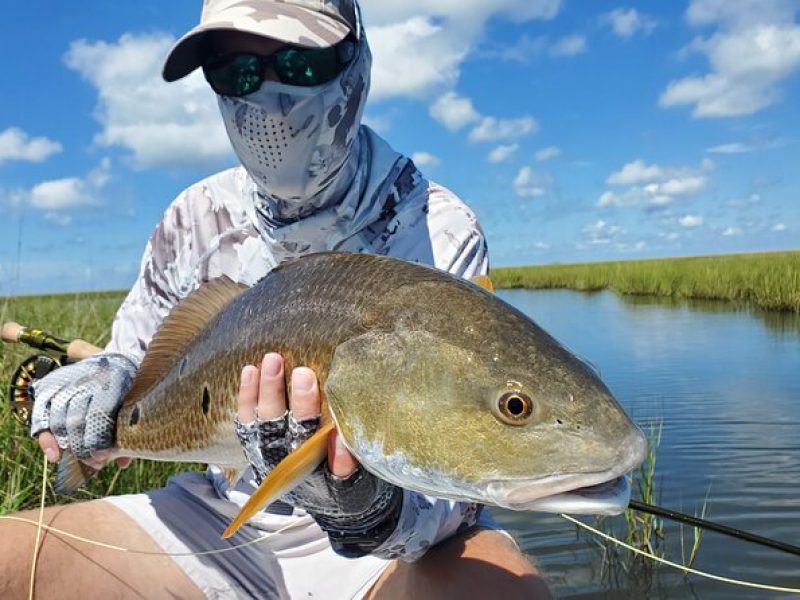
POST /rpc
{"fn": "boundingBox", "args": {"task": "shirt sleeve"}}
[369,181,491,562]
[105,192,197,361]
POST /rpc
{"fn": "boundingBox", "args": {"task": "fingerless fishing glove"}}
[30,352,139,462]
[235,411,403,557]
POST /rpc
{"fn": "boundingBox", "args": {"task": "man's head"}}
[163,0,359,82]
[163,0,370,218]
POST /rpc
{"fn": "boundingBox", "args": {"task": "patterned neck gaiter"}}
[217,28,371,224]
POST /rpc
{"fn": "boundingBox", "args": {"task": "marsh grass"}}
[0,291,199,514]
[589,422,707,589]
[492,251,800,312]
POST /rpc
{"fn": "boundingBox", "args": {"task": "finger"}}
[65,391,93,460]
[86,448,113,470]
[49,386,81,448]
[328,430,359,478]
[37,430,61,463]
[289,367,320,420]
[237,365,259,423]
[116,457,133,469]
[258,353,286,420]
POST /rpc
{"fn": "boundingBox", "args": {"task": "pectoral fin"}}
[222,421,334,539]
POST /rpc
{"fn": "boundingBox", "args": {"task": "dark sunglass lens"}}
[274,49,316,86]
[274,43,350,87]
[204,54,263,96]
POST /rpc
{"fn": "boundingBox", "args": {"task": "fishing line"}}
[4,513,313,556]
[27,454,48,600]
[4,455,314,598]
[562,514,800,594]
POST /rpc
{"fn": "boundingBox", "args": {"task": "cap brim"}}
[163,4,352,82]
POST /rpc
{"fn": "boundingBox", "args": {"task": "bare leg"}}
[0,501,203,600]
[367,528,553,600]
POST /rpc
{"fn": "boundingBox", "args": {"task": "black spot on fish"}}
[556,419,563,425]
[202,387,211,415]
[129,406,140,426]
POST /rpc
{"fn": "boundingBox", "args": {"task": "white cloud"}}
[44,213,73,226]
[659,0,800,118]
[485,34,548,63]
[772,222,786,231]
[680,214,704,228]
[645,176,708,197]
[706,142,754,153]
[469,116,538,142]
[488,144,519,163]
[429,91,481,131]
[360,0,562,27]
[65,33,231,168]
[548,34,588,57]
[362,113,392,134]
[603,8,657,39]
[600,159,711,208]
[535,146,561,161]
[513,166,552,198]
[583,220,625,245]
[411,152,441,167]
[16,159,112,212]
[429,91,537,142]
[723,226,743,236]
[607,159,665,185]
[0,127,62,164]
[369,17,467,100]
[362,0,563,99]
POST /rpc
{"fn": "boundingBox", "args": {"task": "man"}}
[0,1,552,598]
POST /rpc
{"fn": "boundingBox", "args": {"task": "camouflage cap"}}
[163,0,359,82]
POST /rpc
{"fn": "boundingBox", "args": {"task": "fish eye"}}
[497,391,534,425]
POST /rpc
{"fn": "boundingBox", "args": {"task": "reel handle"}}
[2,321,101,361]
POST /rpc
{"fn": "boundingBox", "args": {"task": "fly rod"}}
[629,499,800,558]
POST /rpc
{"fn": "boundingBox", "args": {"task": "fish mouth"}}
[486,430,646,516]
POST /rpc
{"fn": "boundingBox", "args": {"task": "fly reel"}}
[8,354,61,426]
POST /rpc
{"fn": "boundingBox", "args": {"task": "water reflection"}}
[492,289,800,599]
[617,292,800,337]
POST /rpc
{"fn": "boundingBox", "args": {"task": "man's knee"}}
[0,501,202,599]
[369,528,553,600]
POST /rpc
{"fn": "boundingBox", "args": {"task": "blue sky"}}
[1,0,798,295]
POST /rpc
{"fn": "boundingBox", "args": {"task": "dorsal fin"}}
[470,274,495,293]
[122,277,249,408]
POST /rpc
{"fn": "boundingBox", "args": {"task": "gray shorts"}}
[104,468,505,599]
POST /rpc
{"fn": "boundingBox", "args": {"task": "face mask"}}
[217,34,371,221]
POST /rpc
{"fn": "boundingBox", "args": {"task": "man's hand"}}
[32,352,137,470]
[236,352,358,477]
[235,352,404,557]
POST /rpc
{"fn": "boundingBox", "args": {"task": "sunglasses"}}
[203,38,356,97]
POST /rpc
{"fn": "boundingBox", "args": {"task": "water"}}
[490,289,800,598]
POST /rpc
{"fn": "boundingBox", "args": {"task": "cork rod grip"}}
[1,321,102,361]
[1,321,23,344]
[66,339,102,361]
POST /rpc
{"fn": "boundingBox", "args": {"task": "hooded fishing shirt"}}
[105,126,489,562]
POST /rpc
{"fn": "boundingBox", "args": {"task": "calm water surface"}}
[490,289,800,599]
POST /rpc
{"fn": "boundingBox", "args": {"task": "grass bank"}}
[0,291,198,513]
[492,251,800,313]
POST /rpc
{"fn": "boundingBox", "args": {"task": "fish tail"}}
[54,452,99,495]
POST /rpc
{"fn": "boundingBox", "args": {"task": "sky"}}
[1,0,798,295]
